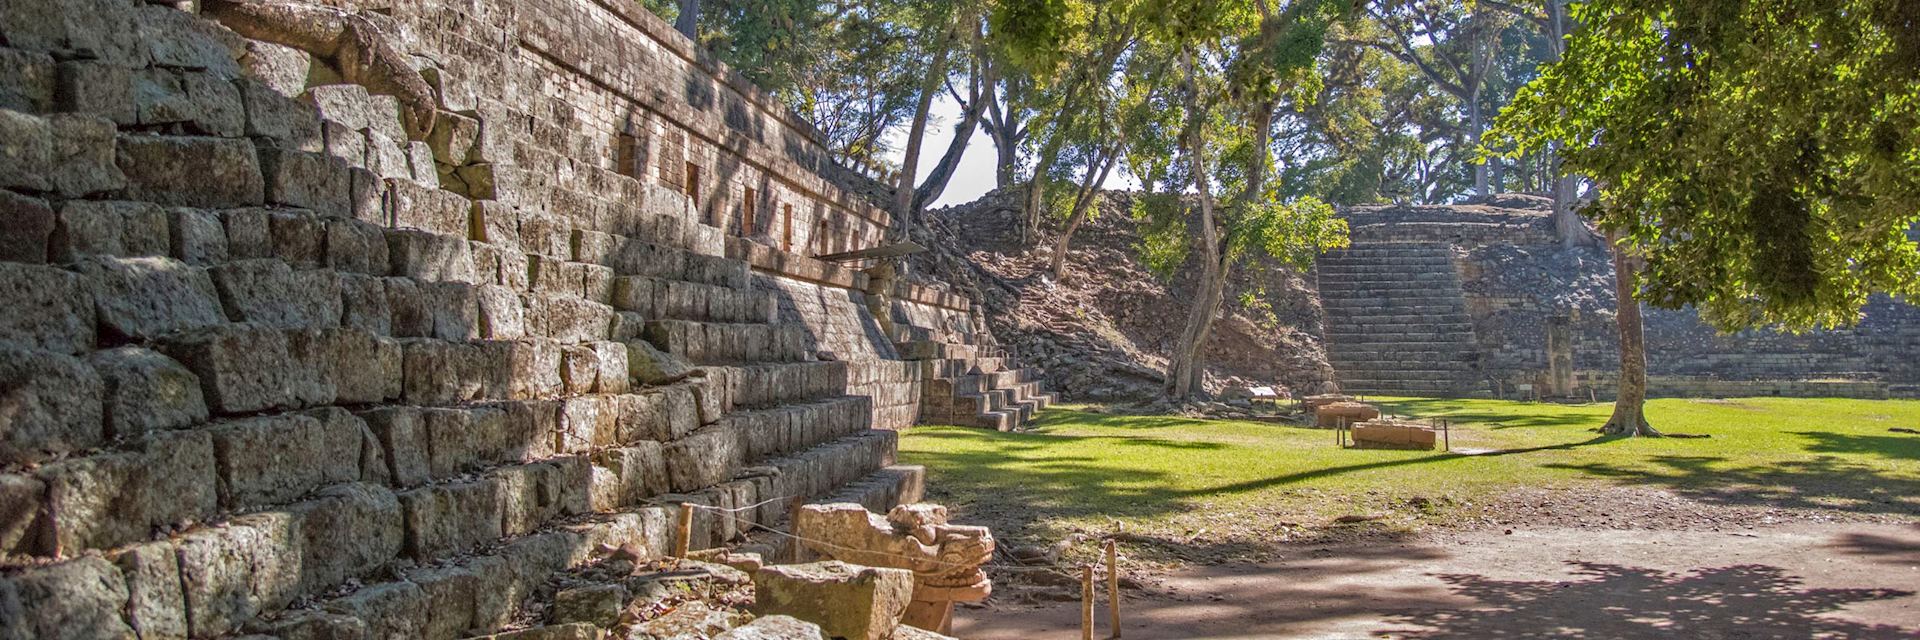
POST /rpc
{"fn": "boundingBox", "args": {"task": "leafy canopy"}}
[1490,0,1920,330]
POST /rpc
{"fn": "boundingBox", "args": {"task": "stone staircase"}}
[887,316,1054,431]
[1315,242,1482,397]
[620,251,928,544]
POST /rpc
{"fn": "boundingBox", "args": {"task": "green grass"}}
[898,397,1920,557]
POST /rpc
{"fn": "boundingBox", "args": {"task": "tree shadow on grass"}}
[1381,561,1916,639]
[1792,430,1920,462]
[1545,455,1920,517]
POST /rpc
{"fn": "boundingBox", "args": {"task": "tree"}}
[1129,0,1355,400]
[1490,0,1920,435]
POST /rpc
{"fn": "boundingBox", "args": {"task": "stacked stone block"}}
[1314,242,1484,397]
[0,1,934,638]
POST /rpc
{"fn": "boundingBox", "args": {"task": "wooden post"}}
[1081,565,1095,640]
[675,503,694,558]
[1105,540,1121,638]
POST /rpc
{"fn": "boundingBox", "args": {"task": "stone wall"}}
[1390,203,1920,399]
[0,1,940,638]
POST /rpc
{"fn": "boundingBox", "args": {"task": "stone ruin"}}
[0,0,1032,637]
[1348,419,1439,450]
[791,503,995,635]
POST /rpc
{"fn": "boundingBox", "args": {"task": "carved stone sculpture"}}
[202,0,437,139]
[791,503,994,635]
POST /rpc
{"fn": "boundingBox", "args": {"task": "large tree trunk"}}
[892,27,955,230]
[1048,148,1119,281]
[675,0,701,39]
[1165,54,1241,400]
[912,45,989,213]
[1603,233,1661,436]
[1020,133,1064,245]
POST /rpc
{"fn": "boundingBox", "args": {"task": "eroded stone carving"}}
[202,0,436,140]
[791,503,993,635]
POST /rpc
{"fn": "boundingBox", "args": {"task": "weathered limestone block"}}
[0,190,55,262]
[408,563,485,640]
[428,110,479,167]
[52,200,169,264]
[419,281,481,341]
[212,259,343,330]
[339,272,392,334]
[792,504,995,635]
[80,256,227,341]
[0,108,52,192]
[495,456,591,536]
[588,441,669,511]
[323,581,428,640]
[0,263,97,354]
[0,48,56,113]
[559,395,617,453]
[261,147,351,216]
[47,113,126,197]
[304,84,379,134]
[268,208,327,267]
[322,119,368,167]
[176,511,304,638]
[477,285,527,340]
[389,177,470,236]
[398,478,504,560]
[418,406,514,478]
[367,131,413,181]
[245,609,370,640]
[627,339,696,386]
[526,294,614,343]
[752,561,914,640]
[0,556,138,640]
[1350,419,1438,449]
[208,409,362,507]
[41,429,218,552]
[289,327,402,404]
[221,207,273,259]
[1315,401,1380,428]
[322,217,390,275]
[114,540,190,640]
[134,68,245,137]
[387,227,476,282]
[285,482,404,592]
[53,58,133,125]
[551,583,626,628]
[487,338,563,400]
[0,473,48,556]
[169,207,231,264]
[88,346,210,438]
[133,2,246,74]
[357,407,430,488]
[662,425,742,493]
[238,76,323,150]
[715,616,829,640]
[117,134,265,208]
[400,339,489,405]
[560,345,600,395]
[589,341,631,394]
[0,347,105,464]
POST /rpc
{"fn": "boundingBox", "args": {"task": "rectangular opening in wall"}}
[684,161,701,208]
[742,188,757,236]
[782,203,794,253]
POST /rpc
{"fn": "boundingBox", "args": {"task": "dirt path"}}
[953,522,1920,639]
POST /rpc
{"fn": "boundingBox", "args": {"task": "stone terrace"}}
[0,1,1007,638]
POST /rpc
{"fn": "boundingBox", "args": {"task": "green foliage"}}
[1490,0,1920,331]
[1131,193,1191,280]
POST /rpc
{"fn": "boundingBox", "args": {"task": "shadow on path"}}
[1382,561,1916,639]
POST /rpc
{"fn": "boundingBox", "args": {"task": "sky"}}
[882,96,999,209]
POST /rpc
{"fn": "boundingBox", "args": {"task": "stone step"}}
[738,429,900,532]
[897,340,981,361]
[1320,284,1466,295]
[932,369,1039,396]
[579,233,751,290]
[728,395,876,464]
[1326,330,1476,342]
[1329,350,1477,363]
[717,361,852,410]
[1340,380,1467,394]
[1316,269,1458,281]
[644,320,816,364]
[919,356,1011,379]
[1319,302,1470,315]
[610,275,778,324]
[733,464,926,563]
[1328,318,1475,329]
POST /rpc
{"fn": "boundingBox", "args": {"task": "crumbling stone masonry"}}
[0,1,1001,637]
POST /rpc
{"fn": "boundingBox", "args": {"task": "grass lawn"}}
[898,397,1920,560]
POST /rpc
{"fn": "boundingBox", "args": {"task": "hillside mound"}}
[910,189,1333,401]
